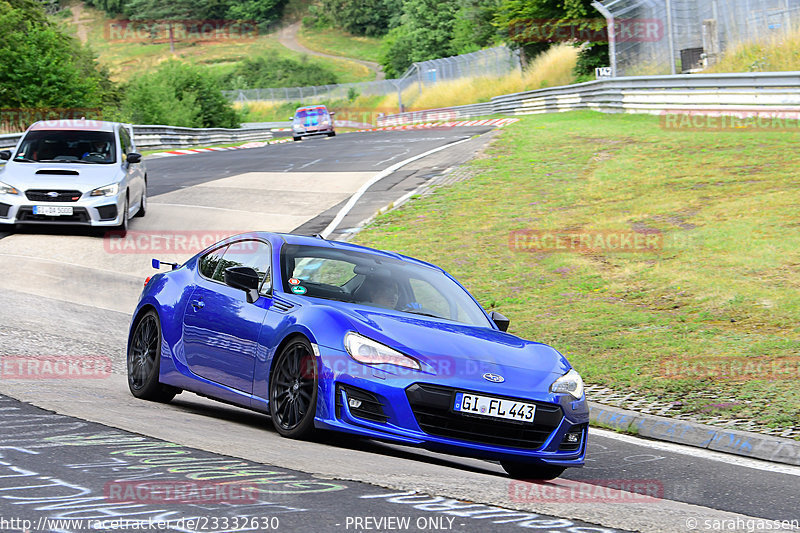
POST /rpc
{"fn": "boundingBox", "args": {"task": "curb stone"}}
[590,402,800,466]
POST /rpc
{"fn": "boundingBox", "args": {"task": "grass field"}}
[61,2,374,83]
[297,26,384,64]
[353,111,800,433]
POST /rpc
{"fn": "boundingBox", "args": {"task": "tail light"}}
[144,276,151,287]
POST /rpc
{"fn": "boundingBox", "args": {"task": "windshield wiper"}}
[403,309,445,319]
[36,159,91,164]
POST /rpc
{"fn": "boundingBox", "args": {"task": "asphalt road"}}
[0,128,798,533]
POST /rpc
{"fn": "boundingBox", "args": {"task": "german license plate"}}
[33,206,73,216]
[453,392,536,423]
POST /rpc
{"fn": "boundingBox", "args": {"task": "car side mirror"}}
[329,111,335,116]
[126,152,142,164]
[224,266,260,303]
[0,150,11,161]
[490,311,510,332]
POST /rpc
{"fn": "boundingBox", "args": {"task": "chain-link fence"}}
[597,0,800,76]
[223,46,521,104]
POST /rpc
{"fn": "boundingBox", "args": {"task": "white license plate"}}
[33,206,73,216]
[453,392,536,423]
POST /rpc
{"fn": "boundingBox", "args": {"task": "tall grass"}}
[707,25,800,72]
[407,44,578,110]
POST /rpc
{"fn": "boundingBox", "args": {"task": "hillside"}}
[59,0,379,84]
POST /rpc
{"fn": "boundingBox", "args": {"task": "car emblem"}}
[482,372,504,383]
[47,192,59,198]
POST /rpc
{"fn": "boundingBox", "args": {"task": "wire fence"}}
[223,46,521,104]
[599,0,800,76]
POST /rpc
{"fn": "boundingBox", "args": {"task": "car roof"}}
[28,119,121,133]
[244,232,443,272]
[295,105,328,112]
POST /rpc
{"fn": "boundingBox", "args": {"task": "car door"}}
[182,239,273,393]
[118,126,142,211]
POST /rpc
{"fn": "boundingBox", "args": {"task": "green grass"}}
[297,26,384,64]
[60,2,374,83]
[353,111,800,434]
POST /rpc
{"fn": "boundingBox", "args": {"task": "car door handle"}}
[191,300,205,310]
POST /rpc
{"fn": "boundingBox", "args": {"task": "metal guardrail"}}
[0,124,274,151]
[376,71,800,125]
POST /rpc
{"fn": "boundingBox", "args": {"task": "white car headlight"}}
[293,124,303,130]
[550,368,584,399]
[0,181,20,195]
[344,332,420,370]
[90,183,119,197]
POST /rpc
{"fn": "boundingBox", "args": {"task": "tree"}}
[125,0,197,52]
[0,0,112,111]
[121,60,240,128]
[318,0,402,37]
[495,0,607,75]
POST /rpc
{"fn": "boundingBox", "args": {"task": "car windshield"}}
[14,130,116,164]
[294,108,327,120]
[280,244,492,327]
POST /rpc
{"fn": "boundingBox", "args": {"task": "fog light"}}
[348,398,362,409]
[565,432,579,443]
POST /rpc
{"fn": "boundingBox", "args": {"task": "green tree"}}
[121,60,240,127]
[220,53,339,89]
[495,0,607,75]
[0,0,112,109]
[317,0,401,36]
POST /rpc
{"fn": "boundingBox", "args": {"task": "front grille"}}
[25,190,83,202]
[0,203,9,218]
[16,207,90,224]
[406,383,562,450]
[96,204,117,220]
[336,384,388,423]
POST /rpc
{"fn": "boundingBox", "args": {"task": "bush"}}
[220,52,339,89]
[121,61,240,128]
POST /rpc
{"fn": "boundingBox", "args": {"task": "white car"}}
[0,119,147,232]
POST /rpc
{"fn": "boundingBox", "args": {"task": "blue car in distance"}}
[127,233,588,480]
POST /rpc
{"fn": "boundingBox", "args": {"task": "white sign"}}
[595,67,613,79]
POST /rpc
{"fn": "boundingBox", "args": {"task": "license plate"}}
[453,392,536,423]
[33,206,73,216]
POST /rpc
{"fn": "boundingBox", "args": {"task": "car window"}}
[119,127,131,156]
[280,244,492,327]
[14,130,116,164]
[409,278,450,318]
[199,246,227,279]
[212,240,272,293]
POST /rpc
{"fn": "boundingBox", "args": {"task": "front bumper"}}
[293,125,335,137]
[315,349,589,466]
[0,192,126,227]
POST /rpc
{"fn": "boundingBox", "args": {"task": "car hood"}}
[1,162,125,192]
[330,305,571,388]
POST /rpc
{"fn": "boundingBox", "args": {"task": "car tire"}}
[135,180,147,217]
[127,310,177,403]
[500,461,566,481]
[292,136,301,142]
[117,195,129,233]
[327,131,336,137]
[269,337,318,439]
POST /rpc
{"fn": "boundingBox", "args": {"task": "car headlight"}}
[0,181,20,195]
[292,124,302,130]
[90,183,119,197]
[343,332,420,370]
[550,368,584,399]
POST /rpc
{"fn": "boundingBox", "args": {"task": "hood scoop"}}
[35,169,79,175]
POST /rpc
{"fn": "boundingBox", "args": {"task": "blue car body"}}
[129,232,588,468]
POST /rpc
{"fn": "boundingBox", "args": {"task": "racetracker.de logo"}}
[508,18,663,43]
[104,480,259,504]
[104,19,260,43]
[104,230,259,254]
[509,229,663,253]
[660,109,800,131]
[509,479,664,503]
[0,356,111,380]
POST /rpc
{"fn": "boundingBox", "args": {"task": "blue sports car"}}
[127,232,588,480]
